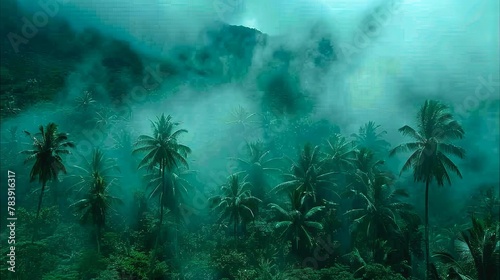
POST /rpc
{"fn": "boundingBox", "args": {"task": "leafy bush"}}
[213,249,251,279]
[0,241,51,279]
[106,249,168,280]
[360,264,406,280]
[283,265,355,280]
[77,250,108,279]
[42,265,79,280]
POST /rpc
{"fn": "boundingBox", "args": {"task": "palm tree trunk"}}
[174,212,179,256]
[403,231,412,278]
[154,163,165,256]
[424,179,430,280]
[149,163,164,278]
[36,184,46,220]
[171,175,179,257]
[158,193,164,230]
[32,183,46,243]
[161,162,165,226]
[234,221,237,239]
[295,226,299,253]
[96,225,101,254]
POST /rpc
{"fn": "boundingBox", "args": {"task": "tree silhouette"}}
[209,174,262,238]
[69,148,120,253]
[268,190,325,253]
[323,133,357,173]
[272,144,336,204]
[22,123,74,242]
[133,114,191,255]
[351,121,390,156]
[230,141,282,200]
[390,100,465,279]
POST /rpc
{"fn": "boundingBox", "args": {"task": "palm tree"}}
[69,148,120,254]
[352,148,385,177]
[467,186,500,227]
[71,175,121,254]
[344,169,414,255]
[70,148,119,193]
[226,105,258,130]
[230,141,283,200]
[111,130,132,152]
[209,174,262,238]
[271,144,336,204]
[92,107,118,129]
[347,148,390,196]
[351,121,390,156]
[389,100,466,279]
[133,114,191,254]
[74,90,96,111]
[322,133,357,173]
[144,165,194,242]
[433,217,499,280]
[22,123,74,224]
[268,190,325,253]
[393,214,424,278]
[343,148,391,252]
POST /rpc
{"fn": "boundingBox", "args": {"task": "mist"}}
[1,0,499,279]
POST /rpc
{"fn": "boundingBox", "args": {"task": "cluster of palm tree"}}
[209,125,405,260]
[207,100,468,279]
[20,100,474,279]
[21,114,191,249]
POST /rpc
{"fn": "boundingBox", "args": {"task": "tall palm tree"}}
[209,174,262,238]
[230,141,283,200]
[389,100,465,279]
[268,190,325,253]
[133,114,191,254]
[271,144,336,204]
[22,123,75,222]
